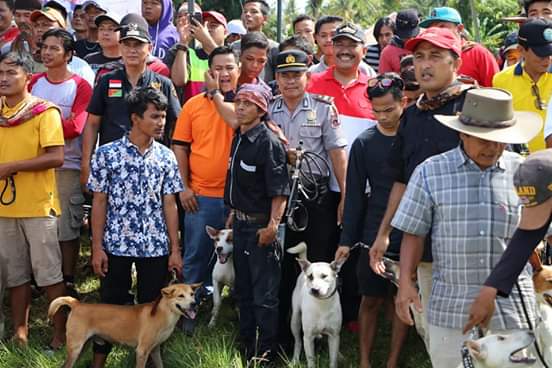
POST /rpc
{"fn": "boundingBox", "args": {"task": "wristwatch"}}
[175,44,188,52]
[207,88,221,99]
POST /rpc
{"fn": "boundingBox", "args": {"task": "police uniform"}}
[224,111,290,360]
[86,19,181,147]
[269,49,348,347]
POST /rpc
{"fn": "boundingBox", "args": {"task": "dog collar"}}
[316,277,339,300]
[461,343,476,368]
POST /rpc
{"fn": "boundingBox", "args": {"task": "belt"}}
[234,210,269,224]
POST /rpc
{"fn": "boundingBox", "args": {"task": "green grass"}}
[0,241,431,368]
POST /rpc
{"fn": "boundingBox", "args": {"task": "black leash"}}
[515,281,549,368]
[0,175,15,205]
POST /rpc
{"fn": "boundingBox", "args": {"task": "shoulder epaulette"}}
[311,94,334,104]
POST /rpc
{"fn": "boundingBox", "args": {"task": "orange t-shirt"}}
[172,93,234,198]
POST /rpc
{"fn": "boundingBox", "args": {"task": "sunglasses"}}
[367,77,405,90]
[531,84,545,110]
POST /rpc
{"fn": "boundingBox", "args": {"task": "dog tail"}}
[48,296,78,321]
[287,241,307,260]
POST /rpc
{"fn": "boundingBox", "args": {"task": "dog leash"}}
[461,326,484,368]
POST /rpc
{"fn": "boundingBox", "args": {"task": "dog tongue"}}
[219,254,229,264]
[186,309,197,320]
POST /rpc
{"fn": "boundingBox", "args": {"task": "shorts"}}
[356,248,396,297]
[0,216,63,288]
[56,170,85,242]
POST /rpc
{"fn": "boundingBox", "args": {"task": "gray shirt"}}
[269,93,347,191]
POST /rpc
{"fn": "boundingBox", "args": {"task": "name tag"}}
[240,160,256,173]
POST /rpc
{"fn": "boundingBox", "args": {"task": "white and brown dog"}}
[529,250,552,366]
[205,226,234,328]
[49,283,200,368]
[288,242,346,368]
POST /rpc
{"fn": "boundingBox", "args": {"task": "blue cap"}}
[419,7,462,28]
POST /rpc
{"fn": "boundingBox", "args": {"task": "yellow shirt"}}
[0,98,64,218]
[492,63,551,152]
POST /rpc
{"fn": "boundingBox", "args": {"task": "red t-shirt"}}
[379,43,411,74]
[459,41,499,87]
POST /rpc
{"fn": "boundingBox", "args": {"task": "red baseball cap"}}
[405,27,461,57]
[203,11,227,30]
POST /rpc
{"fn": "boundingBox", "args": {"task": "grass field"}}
[0,242,432,368]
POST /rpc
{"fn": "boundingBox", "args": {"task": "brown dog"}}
[48,283,201,368]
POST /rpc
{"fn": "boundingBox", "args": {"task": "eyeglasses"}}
[367,77,404,91]
[531,84,545,110]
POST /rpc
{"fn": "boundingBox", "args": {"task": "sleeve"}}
[172,99,194,143]
[28,73,41,92]
[264,138,290,197]
[163,46,177,68]
[545,96,552,140]
[87,74,108,115]
[162,150,185,195]
[163,80,182,145]
[87,147,109,193]
[485,217,552,297]
[391,164,433,236]
[321,103,347,150]
[339,137,368,246]
[386,117,407,183]
[39,108,64,148]
[378,46,392,74]
[62,78,92,139]
[476,46,499,87]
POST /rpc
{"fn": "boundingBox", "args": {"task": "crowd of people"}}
[0,0,552,367]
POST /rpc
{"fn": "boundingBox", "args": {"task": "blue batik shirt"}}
[88,135,184,257]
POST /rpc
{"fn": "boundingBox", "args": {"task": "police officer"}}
[81,13,181,188]
[269,49,347,348]
[225,83,290,364]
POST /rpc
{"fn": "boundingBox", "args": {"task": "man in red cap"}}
[367,26,475,350]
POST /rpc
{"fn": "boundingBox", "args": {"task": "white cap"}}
[227,19,246,35]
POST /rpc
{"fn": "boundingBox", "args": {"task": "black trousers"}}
[233,218,281,359]
[93,253,168,355]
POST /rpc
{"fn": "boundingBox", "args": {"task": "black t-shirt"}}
[340,126,402,256]
[224,123,290,215]
[84,51,120,74]
[87,68,181,146]
[74,39,101,59]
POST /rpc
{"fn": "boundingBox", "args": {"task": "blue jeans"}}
[233,218,281,359]
[182,195,227,284]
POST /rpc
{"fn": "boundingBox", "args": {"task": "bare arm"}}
[170,49,188,88]
[80,114,101,187]
[0,145,63,179]
[212,92,238,129]
[258,195,287,246]
[546,134,552,149]
[328,147,347,225]
[91,191,108,277]
[163,193,181,255]
[395,233,425,325]
[172,143,199,212]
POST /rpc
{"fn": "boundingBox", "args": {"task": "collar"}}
[122,67,153,86]
[514,62,524,76]
[453,145,506,171]
[122,135,155,156]
[242,122,266,143]
[324,65,369,86]
[314,278,339,300]
[461,343,476,368]
[271,94,311,113]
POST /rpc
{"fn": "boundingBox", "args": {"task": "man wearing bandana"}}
[224,83,290,365]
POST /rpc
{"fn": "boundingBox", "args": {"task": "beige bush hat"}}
[435,88,542,144]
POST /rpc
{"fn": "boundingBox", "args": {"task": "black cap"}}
[276,50,309,72]
[503,31,519,53]
[518,18,552,57]
[14,0,41,11]
[118,13,151,43]
[332,22,365,44]
[395,9,420,40]
[43,0,67,20]
[514,149,552,207]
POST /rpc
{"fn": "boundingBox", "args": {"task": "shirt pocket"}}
[490,190,520,239]
[299,125,322,139]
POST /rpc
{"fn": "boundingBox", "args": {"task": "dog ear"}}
[161,286,175,298]
[529,251,543,273]
[330,257,347,273]
[190,282,203,290]
[297,258,311,272]
[206,226,218,240]
[466,340,487,361]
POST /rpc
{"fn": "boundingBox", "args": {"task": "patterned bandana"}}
[416,80,474,111]
[0,95,59,128]
[235,83,272,112]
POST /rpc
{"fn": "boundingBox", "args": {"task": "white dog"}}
[205,226,234,328]
[456,331,537,368]
[529,250,552,366]
[288,242,346,368]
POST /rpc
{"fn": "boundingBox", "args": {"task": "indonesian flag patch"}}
[108,80,122,97]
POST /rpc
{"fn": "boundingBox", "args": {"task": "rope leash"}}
[0,175,15,205]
